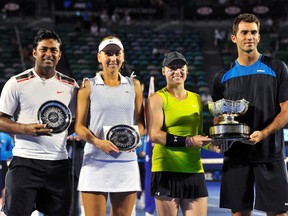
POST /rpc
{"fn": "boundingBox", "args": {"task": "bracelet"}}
[191,136,196,146]
[185,136,196,147]
[166,133,186,147]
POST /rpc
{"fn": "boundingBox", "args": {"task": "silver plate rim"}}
[37,100,72,134]
[106,124,140,151]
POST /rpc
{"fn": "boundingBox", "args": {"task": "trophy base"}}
[210,123,250,141]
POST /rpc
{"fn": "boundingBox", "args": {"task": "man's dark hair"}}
[32,29,62,50]
[232,13,260,35]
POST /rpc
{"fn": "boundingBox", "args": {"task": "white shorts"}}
[77,159,141,192]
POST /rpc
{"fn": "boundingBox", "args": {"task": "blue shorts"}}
[2,156,71,216]
[220,159,288,212]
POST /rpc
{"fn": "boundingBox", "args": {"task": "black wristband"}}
[166,133,186,147]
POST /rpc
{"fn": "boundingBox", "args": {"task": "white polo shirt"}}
[0,68,78,160]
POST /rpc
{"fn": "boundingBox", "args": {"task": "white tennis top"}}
[0,68,78,160]
[83,72,137,161]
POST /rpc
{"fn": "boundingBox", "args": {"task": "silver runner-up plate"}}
[106,124,140,151]
[38,100,72,134]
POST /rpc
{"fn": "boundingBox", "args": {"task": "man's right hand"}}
[22,123,53,136]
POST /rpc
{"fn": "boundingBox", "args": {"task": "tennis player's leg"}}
[36,159,71,216]
[2,157,42,216]
[254,160,288,215]
[220,161,254,214]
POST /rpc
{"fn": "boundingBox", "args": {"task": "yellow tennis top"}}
[151,88,205,173]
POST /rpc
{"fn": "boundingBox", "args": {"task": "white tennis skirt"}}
[77,159,141,192]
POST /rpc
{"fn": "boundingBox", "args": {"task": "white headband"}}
[98,38,124,52]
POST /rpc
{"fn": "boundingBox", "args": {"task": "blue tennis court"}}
[104,181,266,216]
[31,181,267,216]
[31,146,287,216]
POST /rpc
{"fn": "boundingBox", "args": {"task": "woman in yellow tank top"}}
[146,51,219,216]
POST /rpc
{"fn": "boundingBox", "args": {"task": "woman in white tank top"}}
[75,36,145,216]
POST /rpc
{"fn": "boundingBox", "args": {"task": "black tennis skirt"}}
[150,171,208,199]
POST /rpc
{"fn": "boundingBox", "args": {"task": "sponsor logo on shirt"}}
[256,69,265,73]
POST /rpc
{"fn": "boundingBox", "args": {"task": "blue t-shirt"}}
[0,132,14,161]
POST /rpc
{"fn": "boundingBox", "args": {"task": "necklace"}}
[40,77,47,85]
